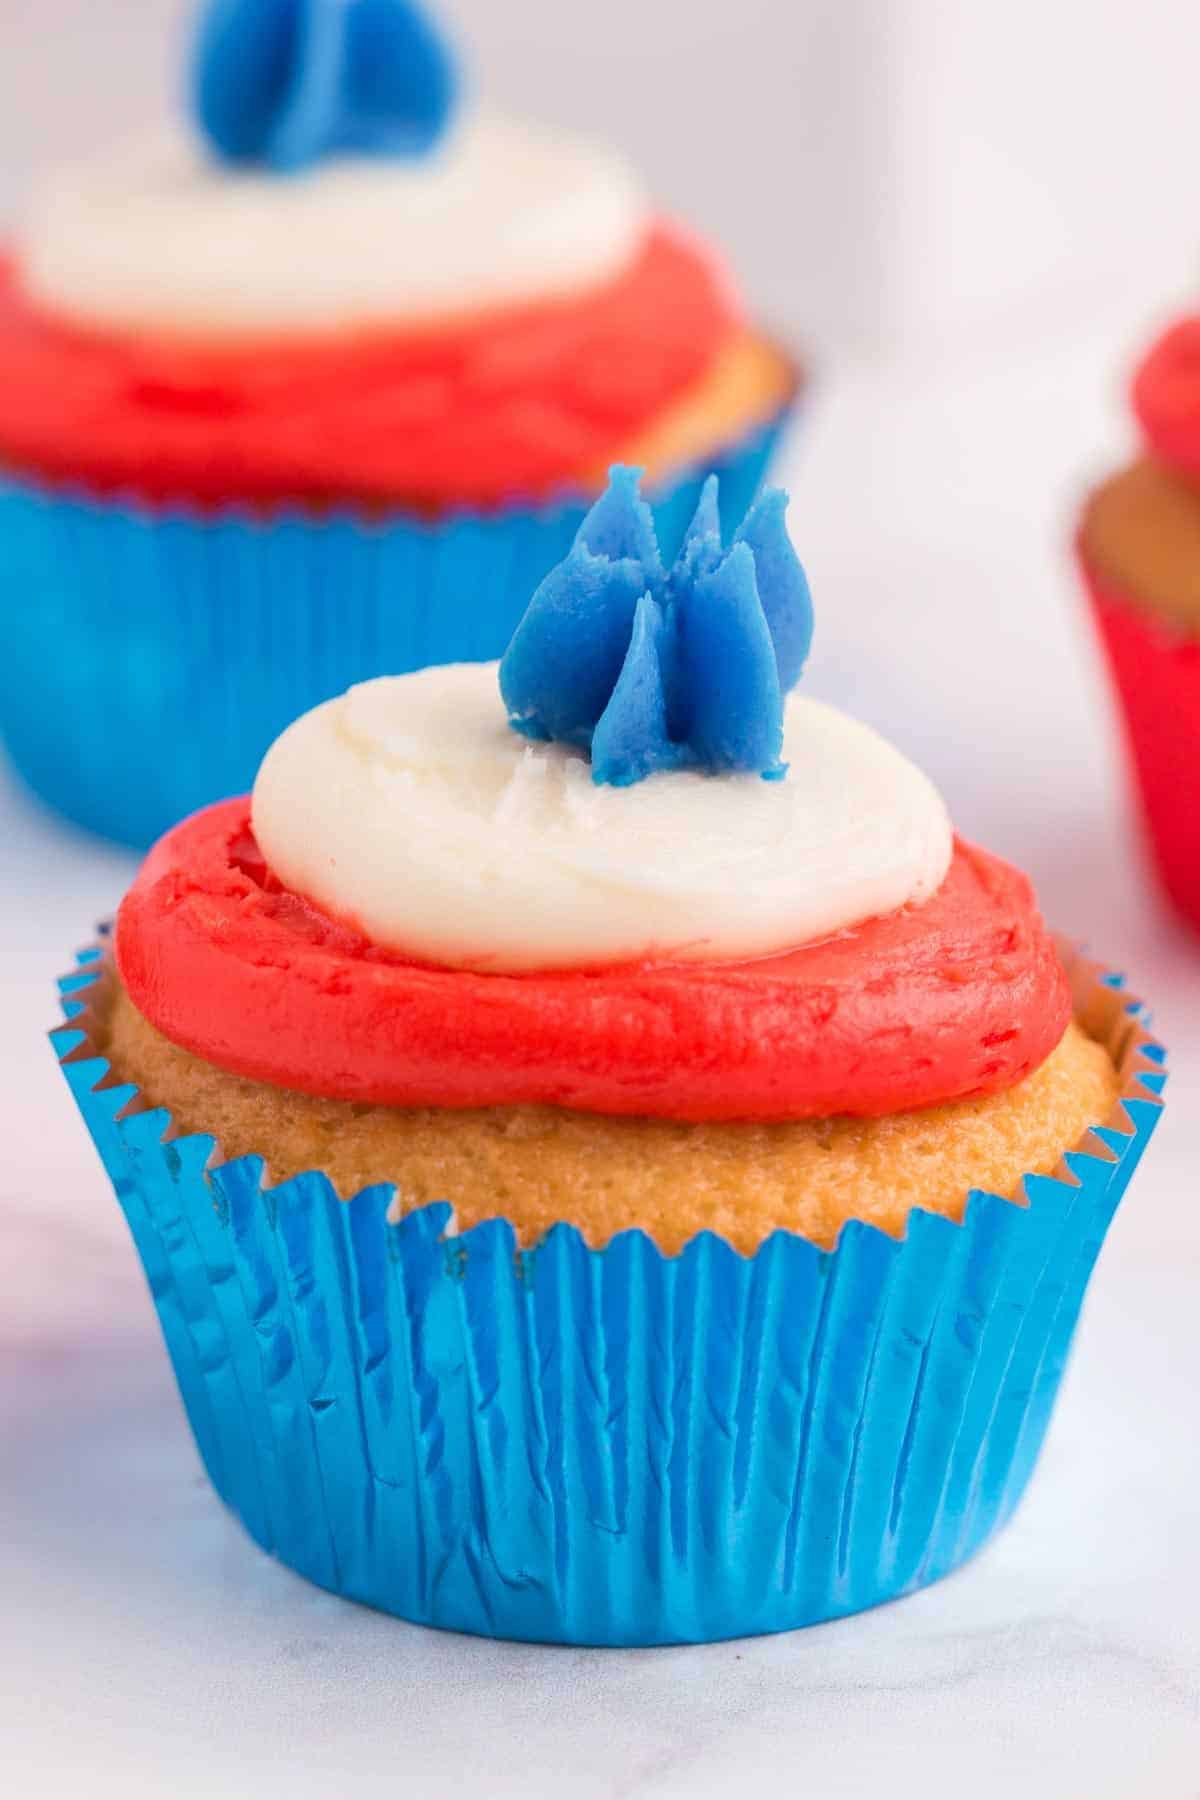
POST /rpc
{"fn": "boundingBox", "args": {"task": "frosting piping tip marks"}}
[192,0,459,173]
[500,465,814,787]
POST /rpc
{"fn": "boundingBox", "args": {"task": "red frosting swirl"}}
[1132,314,1200,481]
[0,224,738,512]
[114,798,1071,1123]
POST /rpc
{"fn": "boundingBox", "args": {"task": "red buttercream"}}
[114,799,1071,1122]
[0,225,738,513]
[1132,314,1200,483]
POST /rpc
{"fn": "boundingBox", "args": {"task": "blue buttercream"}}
[591,593,683,787]
[192,0,458,174]
[500,466,813,786]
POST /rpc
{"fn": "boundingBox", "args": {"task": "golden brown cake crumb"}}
[94,972,1121,1254]
[608,330,797,489]
[1081,456,1200,630]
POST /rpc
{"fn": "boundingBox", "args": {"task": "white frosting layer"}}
[19,111,649,338]
[251,664,954,973]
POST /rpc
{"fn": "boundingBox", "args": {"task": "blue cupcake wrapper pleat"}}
[0,410,791,849]
[50,936,1164,1645]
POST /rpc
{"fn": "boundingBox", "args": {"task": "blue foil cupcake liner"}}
[51,940,1164,1646]
[0,410,791,849]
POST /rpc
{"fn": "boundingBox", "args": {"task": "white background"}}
[2,3,1199,1795]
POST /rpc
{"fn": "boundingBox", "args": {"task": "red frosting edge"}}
[113,799,1072,1123]
[0,224,742,511]
[1132,314,1200,482]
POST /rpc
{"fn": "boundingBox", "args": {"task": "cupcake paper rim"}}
[52,931,1166,1268]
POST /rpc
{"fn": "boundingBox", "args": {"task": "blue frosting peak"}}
[192,0,458,174]
[499,467,813,787]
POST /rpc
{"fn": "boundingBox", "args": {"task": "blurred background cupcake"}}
[1079,315,1200,937]
[0,0,799,849]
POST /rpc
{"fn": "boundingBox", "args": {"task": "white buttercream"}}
[250,664,954,973]
[19,111,649,338]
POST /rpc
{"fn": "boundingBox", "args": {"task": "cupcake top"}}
[116,468,1070,1122]
[0,0,779,510]
[252,470,952,970]
[21,0,642,338]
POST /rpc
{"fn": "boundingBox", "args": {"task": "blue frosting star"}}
[500,467,813,787]
[192,0,458,174]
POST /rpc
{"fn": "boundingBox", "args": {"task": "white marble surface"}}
[3,319,1200,1797]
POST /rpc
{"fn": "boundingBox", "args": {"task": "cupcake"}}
[1079,314,1200,933]
[0,0,798,849]
[54,470,1164,1646]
